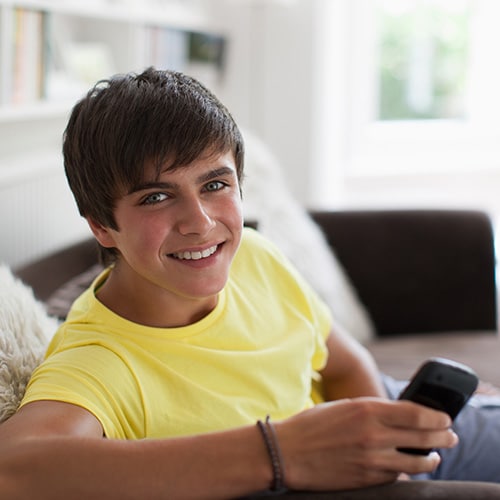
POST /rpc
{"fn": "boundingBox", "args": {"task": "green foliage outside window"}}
[377,2,471,121]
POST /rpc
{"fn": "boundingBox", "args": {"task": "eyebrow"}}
[129,166,236,194]
[198,166,236,184]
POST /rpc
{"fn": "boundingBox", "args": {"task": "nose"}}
[176,196,216,236]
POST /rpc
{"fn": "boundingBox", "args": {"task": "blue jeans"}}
[383,374,500,481]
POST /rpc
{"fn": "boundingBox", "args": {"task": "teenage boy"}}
[0,68,490,499]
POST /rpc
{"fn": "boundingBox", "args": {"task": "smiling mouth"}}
[170,244,219,261]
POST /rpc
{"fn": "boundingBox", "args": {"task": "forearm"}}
[0,426,272,500]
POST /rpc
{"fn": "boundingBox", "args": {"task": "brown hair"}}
[63,67,244,264]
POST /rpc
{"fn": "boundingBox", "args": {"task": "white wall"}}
[207,0,317,204]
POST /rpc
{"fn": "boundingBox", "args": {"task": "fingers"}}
[278,398,459,492]
[393,451,442,475]
[394,427,459,452]
[343,399,458,452]
[375,399,453,430]
[306,398,456,453]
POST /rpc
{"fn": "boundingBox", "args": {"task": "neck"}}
[95,267,218,328]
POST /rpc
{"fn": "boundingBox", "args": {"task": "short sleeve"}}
[21,345,144,439]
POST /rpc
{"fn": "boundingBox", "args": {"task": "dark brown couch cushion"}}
[15,238,100,303]
[44,263,104,319]
[310,210,497,336]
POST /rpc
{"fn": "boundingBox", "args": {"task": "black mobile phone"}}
[397,357,479,455]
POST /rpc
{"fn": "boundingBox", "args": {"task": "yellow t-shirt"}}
[22,228,332,439]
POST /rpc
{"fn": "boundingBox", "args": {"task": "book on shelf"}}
[144,26,189,72]
[142,25,226,91]
[11,8,47,105]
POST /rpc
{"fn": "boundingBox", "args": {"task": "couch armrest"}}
[310,209,497,336]
[243,480,500,499]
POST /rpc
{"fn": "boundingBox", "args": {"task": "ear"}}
[86,218,117,248]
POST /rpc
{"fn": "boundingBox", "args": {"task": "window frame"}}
[337,0,500,177]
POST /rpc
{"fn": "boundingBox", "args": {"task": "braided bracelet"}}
[256,415,287,494]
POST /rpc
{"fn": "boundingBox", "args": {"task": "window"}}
[338,0,500,175]
[377,0,470,121]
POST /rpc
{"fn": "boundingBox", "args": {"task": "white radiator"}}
[0,154,90,268]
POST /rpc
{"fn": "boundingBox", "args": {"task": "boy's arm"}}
[0,397,455,498]
[0,401,273,499]
[319,322,388,401]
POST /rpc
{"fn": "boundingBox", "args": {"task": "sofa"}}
[12,208,500,499]
[310,209,500,386]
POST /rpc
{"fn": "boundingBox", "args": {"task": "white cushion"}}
[0,265,55,422]
[242,130,375,343]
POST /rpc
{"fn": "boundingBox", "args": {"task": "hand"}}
[275,398,458,492]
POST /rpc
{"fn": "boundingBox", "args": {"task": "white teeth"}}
[173,245,218,261]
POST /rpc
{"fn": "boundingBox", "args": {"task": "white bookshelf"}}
[0,0,228,153]
[1,0,209,27]
[0,0,216,118]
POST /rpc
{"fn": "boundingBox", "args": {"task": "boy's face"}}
[89,150,243,325]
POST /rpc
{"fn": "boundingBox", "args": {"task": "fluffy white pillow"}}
[0,265,56,423]
[242,130,375,343]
